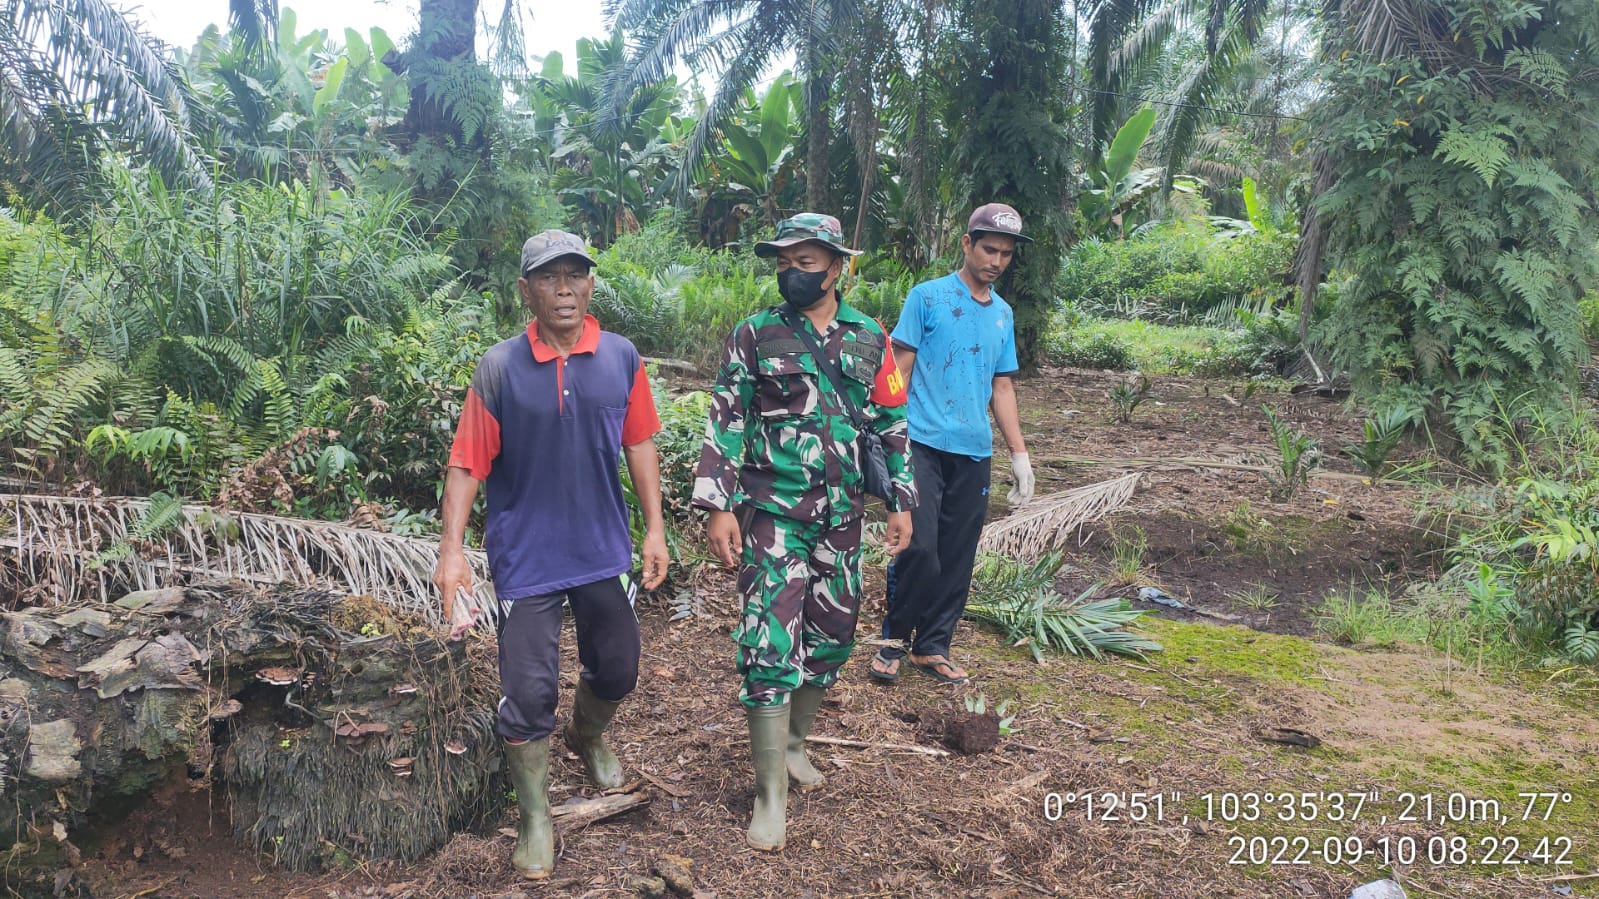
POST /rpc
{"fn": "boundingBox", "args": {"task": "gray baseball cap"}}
[967,203,1032,242]
[520,229,595,275]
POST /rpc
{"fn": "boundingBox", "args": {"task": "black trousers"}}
[880,441,991,660]
[494,575,640,742]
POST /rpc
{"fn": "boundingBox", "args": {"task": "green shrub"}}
[1045,329,1135,370]
[646,387,711,522]
[844,271,915,331]
[597,213,709,276]
[1580,292,1599,342]
[1234,305,1303,375]
[1201,231,1294,306]
[1059,222,1294,321]
[1447,404,1599,662]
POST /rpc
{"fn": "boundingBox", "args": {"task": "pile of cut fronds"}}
[0,493,493,623]
[965,550,1161,661]
[978,472,1139,558]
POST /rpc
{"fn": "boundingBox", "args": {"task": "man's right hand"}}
[432,548,477,639]
[706,510,742,569]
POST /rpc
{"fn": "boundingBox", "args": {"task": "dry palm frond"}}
[978,472,1140,558]
[0,493,493,623]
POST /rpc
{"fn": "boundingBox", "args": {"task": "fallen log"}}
[0,581,503,874]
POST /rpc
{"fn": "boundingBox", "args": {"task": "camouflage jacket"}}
[692,301,917,527]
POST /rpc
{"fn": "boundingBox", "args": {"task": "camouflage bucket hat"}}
[753,213,862,258]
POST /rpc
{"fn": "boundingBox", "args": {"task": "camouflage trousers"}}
[734,508,864,708]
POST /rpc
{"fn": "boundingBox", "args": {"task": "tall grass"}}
[62,169,453,386]
[1439,402,1599,663]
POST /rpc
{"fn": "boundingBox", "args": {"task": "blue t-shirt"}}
[890,271,1019,458]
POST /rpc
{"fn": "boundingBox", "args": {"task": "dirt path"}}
[71,606,1598,899]
[1013,368,1443,636]
[59,368,1599,899]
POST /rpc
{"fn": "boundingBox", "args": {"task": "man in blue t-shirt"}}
[870,203,1036,685]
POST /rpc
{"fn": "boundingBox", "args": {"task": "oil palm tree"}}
[1084,0,1274,186]
[539,35,684,246]
[0,0,212,208]
[604,0,863,210]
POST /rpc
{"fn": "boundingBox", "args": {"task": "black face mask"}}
[777,267,832,310]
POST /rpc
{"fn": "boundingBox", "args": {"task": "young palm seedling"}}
[1262,405,1320,500]
[1108,374,1153,424]
[1342,407,1410,479]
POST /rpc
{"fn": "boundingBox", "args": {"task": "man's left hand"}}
[1007,451,1035,506]
[882,510,913,556]
[641,530,669,590]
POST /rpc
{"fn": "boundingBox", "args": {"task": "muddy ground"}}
[48,368,1599,899]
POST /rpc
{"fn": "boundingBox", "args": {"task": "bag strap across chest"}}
[774,310,872,429]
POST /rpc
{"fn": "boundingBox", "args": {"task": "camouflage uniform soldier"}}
[693,213,917,852]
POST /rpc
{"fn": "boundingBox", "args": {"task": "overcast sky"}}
[126,0,607,69]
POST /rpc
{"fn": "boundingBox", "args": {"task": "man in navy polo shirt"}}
[870,203,1036,686]
[432,229,668,881]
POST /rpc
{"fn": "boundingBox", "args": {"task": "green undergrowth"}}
[1045,317,1240,374]
[1139,619,1323,687]
[1041,311,1308,380]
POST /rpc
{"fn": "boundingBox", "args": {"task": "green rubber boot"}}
[745,704,790,851]
[786,683,826,790]
[563,680,625,789]
[503,738,554,879]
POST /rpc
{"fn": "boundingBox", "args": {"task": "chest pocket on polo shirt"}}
[753,338,818,418]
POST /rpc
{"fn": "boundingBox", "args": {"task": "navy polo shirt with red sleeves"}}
[448,315,661,600]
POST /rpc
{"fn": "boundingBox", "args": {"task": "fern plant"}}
[1306,0,1599,470]
[0,313,118,478]
[89,490,188,568]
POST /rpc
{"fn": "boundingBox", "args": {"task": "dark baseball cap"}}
[967,203,1032,242]
[520,229,595,275]
[753,213,862,258]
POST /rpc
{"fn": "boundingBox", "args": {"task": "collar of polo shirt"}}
[527,314,602,362]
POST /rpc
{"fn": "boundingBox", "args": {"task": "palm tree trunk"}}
[404,0,481,143]
[804,73,832,211]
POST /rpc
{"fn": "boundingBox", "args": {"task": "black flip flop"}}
[868,650,901,683]
[909,657,969,685]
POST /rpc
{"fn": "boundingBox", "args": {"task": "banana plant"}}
[709,73,801,225]
[1080,105,1162,240]
[1209,176,1291,239]
[182,10,405,183]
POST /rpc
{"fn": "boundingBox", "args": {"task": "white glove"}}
[1007,451,1035,506]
